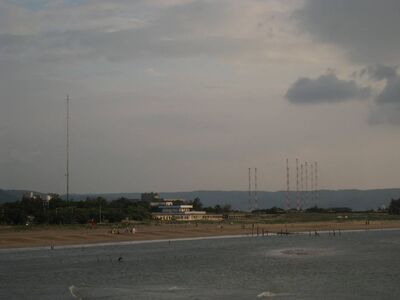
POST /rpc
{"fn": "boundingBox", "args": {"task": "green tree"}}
[389,198,400,214]
[192,197,203,210]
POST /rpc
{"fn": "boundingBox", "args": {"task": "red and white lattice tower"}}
[310,162,314,205]
[286,158,290,211]
[296,158,300,211]
[315,161,318,204]
[305,161,308,209]
[300,163,304,211]
[254,167,258,210]
[248,168,252,212]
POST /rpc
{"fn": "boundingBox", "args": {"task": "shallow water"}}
[1,230,400,299]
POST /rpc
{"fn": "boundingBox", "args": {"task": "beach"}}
[2,220,400,249]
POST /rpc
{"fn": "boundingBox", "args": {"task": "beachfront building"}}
[151,201,223,222]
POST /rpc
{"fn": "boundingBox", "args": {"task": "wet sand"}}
[1,220,400,249]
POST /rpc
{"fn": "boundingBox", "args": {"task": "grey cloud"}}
[296,0,400,64]
[367,65,400,124]
[360,65,398,81]
[0,27,249,64]
[376,77,400,104]
[0,1,266,63]
[286,73,370,104]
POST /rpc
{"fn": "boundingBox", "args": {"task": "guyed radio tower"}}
[248,168,252,211]
[305,161,308,208]
[248,167,258,211]
[296,158,300,211]
[300,163,304,210]
[286,158,290,210]
[314,161,319,203]
[66,95,70,202]
[254,167,258,210]
[310,162,314,205]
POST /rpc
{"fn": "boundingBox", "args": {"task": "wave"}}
[257,291,277,298]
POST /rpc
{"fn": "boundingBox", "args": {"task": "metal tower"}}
[254,167,258,210]
[300,163,304,211]
[66,95,70,202]
[248,168,252,211]
[286,158,290,211]
[310,162,314,205]
[296,158,300,211]
[305,161,308,209]
[315,161,318,204]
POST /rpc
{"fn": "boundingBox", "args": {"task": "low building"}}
[152,201,223,222]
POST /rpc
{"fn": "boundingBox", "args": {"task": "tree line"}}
[0,195,234,225]
[0,195,151,225]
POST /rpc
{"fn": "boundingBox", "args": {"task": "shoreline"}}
[1,220,400,250]
[1,227,400,253]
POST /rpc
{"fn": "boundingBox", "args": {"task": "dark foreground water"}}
[1,229,400,299]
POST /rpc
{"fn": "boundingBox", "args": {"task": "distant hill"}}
[1,189,399,211]
[158,189,400,211]
[0,189,43,203]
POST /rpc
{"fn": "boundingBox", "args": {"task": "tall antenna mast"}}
[305,161,308,209]
[310,162,314,205]
[248,167,252,212]
[254,167,258,210]
[296,158,299,211]
[286,158,290,211]
[300,163,304,211]
[66,95,70,202]
[315,161,318,204]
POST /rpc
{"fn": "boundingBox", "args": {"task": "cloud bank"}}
[367,65,400,124]
[0,0,293,63]
[286,73,369,104]
[296,0,400,64]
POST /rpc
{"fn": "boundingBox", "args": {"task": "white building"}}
[152,202,223,222]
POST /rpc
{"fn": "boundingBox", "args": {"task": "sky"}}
[1,0,400,194]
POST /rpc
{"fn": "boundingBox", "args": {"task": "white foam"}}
[257,291,276,298]
[168,286,185,291]
[69,285,81,300]
[268,247,335,258]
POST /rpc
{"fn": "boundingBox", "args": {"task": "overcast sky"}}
[1,0,400,193]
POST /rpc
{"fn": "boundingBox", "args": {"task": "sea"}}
[1,229,400,299]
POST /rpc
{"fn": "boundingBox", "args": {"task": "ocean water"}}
[1,229,400,299]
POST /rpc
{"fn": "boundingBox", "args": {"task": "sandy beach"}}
[1,220,400,249]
